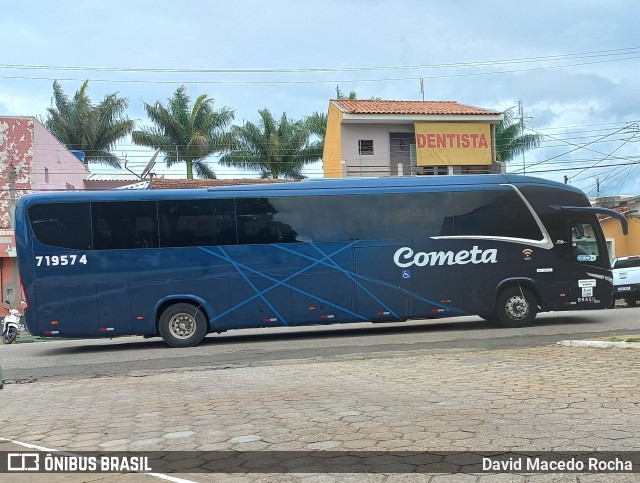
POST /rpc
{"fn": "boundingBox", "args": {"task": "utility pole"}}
[419,79,425,101]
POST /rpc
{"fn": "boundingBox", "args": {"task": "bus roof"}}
[16,174,584,205]
[207,174,574,193]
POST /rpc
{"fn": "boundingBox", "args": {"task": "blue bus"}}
[14,174,627,347]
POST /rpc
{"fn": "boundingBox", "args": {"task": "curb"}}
[558,340,640,349]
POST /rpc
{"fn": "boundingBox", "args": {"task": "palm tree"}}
[306,111,327,140]
[44,80,134,168]
[306,85,378,146]
[219,109,323,179]
[495,107,543,163]
[132,86,234,179]
[335,85,357,100]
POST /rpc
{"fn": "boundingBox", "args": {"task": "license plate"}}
[619,286,631,291]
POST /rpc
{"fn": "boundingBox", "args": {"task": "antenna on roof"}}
[141,150,160,179]
[122,153,140,179]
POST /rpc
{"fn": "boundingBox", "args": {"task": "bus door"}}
[558,219,612,309]
[96,283,133,335]
[406,239,464,319]
[354,245,412,321]
[227,275,292,328]
[289,242,355,325]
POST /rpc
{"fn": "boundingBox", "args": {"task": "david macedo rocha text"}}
[483,456,633,472]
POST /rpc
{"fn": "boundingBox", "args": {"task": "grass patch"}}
[601,335,640,343]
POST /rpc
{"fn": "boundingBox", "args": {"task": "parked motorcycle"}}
[2,308,21,344]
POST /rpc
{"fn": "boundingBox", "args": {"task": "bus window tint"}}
[28,203,92,249]
[387,193,452,238]
[571,221,602,264]
[212,199,238,245]
[236,198,301,244]
[159,200,217,247]
[519,185,590,238]
[310,195,381,241]
[450,190,543,240]
[309,193,452,242]
[268,197,310,242]
[92,201,159,249]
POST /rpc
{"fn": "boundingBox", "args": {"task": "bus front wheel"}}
[158,303,208,348]
[495,286,537,328]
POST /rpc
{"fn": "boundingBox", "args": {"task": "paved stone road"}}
[1,343,639,482]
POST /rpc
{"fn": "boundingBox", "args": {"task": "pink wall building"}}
[1,116,89,313]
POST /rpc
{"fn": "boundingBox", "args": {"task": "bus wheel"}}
[158,303,208,348]
[478,314,498,325]
[495,286,537,328]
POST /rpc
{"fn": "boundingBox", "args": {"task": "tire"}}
[478,314,498,325]
[3,326,17,344]
[626,299,637,308]
[495,286,537,328]
[158,303,208,348]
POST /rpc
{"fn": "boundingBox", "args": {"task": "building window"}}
[44,167,49,183]
[358,140,374,155]
[414,166,449,176]
[460,165,491,175]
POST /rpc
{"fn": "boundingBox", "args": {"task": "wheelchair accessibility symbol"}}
[402,270,411,279]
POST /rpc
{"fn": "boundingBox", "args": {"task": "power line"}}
[1,55,639,85]
[3,46,639,74]
[511,124,635,174]
[568,131,639,183]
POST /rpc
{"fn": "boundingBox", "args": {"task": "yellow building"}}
[596,196,640,259]
[323,99,504,178]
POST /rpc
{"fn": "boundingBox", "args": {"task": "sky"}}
[1,0,639,196]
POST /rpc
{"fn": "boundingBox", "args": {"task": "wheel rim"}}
[168,313,197,340]
[5,327,17,343]
[505,295,529,320]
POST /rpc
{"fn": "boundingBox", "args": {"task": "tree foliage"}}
[495,107,543,163]
[132,86,234,179]
[335,85,357,100]
[44,80,134,168]
[219,108,323,179]
[306,111,327,140]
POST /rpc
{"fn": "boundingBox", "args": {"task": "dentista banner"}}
[414,122,492,166]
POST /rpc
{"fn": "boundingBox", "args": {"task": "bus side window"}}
[28,203,92,249]
[450,189,543,240]
[92,201,159,250]
[570,221,600,263]
[236,198,300,245]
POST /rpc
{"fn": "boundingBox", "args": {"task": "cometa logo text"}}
[394,246,498,268]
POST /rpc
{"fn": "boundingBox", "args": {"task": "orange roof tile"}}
[332,99,501,116]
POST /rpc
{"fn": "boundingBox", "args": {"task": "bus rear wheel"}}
[495,286,537,328]
[158,303,208,348]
